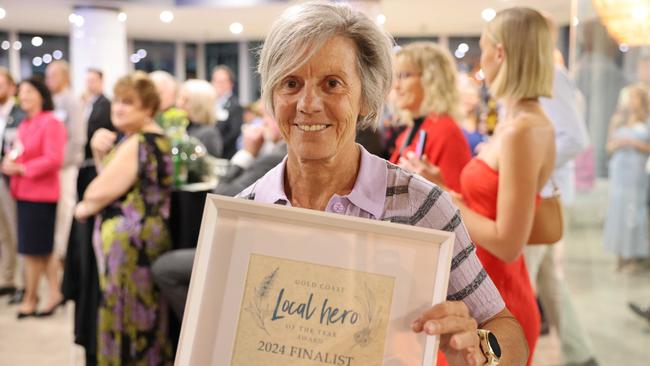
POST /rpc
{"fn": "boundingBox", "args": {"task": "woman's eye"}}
[284,79,298,89]
[327,79,340,89]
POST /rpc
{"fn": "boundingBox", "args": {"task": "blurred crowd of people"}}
[0,2,648,366]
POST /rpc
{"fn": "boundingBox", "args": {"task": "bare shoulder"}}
[112,134,140,160]
[501,112,553,149]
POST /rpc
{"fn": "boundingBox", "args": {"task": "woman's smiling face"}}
[272,35,366,162]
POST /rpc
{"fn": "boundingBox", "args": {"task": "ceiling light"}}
[376,14,386,25]
[0,8,6,20]
[594,0,650,46]
[619,43,629,52]
[130,54,141,63]
[31,36,43,47]
[69,13,85,27]
[482,8,496,22]
[32,57,43,67]
[633,5,648,21]
[43,53,52,63]
[13,41,21,50]
[118,12,127,22]
[160,10,174,23]
[136,49,147,58]
[457,43,469,53]
[52,50,63,60]
[1,41,10,50]
[454,49,465,59]
[229,22,244,34]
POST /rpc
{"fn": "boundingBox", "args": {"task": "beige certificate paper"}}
[231,254,395,366]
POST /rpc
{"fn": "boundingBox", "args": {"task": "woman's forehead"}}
[287,37,358,77]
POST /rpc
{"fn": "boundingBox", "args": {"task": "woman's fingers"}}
[449,330,480,351]
[422,315,477,337]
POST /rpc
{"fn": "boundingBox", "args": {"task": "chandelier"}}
[592,0,650,46]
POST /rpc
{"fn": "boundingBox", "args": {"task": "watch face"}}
[488,332,502,358]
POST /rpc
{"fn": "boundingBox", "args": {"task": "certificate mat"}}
[177,195,455,366]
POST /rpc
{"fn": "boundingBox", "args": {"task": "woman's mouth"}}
[295,124,329,132]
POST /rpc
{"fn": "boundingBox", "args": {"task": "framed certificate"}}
[177,194,454,366]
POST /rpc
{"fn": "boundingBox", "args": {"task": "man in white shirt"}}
[524,17,597,366]
[212,65,243,159]
[0,67,24,299]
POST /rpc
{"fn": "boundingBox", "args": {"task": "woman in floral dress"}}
[74,72,173,365]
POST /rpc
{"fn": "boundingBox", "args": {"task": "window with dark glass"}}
[185,43,198,79]
[18,33,69,79]
[132,40,175,74]
[248,40,263,102]
[448,36,480,73]
[205,42,239,94]
[0,31,9,69]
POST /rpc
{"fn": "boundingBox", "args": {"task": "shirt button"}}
[332,202,346,213]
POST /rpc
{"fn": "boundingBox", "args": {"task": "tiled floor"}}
[1,179,649,365]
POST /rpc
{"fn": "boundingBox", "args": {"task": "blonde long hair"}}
[395,42,461,122]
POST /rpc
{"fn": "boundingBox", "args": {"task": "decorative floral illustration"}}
[245,267,279,335]
[353,283,382,348]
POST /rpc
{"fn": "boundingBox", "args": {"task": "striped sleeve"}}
[426,188,505,324]
[385,173,505,324]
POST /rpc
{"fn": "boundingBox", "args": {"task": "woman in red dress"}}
[389,42,471,192]
[454,8,557,365]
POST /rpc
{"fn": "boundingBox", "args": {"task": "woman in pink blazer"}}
[2,77,66,318]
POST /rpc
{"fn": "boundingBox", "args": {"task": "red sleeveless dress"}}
[459,158,540,366]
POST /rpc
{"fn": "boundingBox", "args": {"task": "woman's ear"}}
[495,43,505,65]
[359,99,369,117]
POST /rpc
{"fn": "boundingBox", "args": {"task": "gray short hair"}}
[258,1,393,130]
[180,79,216,125]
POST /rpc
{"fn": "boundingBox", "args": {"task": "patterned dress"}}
[93,132,173,366]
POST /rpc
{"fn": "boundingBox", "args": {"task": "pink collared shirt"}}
[10,111,67,202]
[239,145,505,324]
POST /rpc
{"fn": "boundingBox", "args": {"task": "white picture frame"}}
[177,194,454,366]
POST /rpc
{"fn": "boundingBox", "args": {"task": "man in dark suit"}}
[78,68,113,196]
[212,65,243,159]
[63,68,113,366]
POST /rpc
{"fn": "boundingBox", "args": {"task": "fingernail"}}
[411,320,421,330]
[425,321,438,334]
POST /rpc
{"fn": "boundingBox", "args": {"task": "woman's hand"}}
[91,128,117,160]
[412,301,487,366]
[607,137,637,153]
[398,151,445,186]
[73,201,90,222]
[242,125,265,157]
[1,158,25,176]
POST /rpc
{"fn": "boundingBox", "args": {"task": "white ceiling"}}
[0,0,573,42]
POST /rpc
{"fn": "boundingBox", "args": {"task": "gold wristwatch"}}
[477,329,501,366]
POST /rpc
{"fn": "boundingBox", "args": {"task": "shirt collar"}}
[217,91,233,108]
[253,144,387,219]
[344,145,386,218]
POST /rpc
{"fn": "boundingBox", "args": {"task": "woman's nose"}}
[297,84,324,115]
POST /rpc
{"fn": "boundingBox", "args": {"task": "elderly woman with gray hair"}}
[177,79,223,157]
[240,2,528,365]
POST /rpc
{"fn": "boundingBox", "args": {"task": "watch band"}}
[477,329,500,366]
